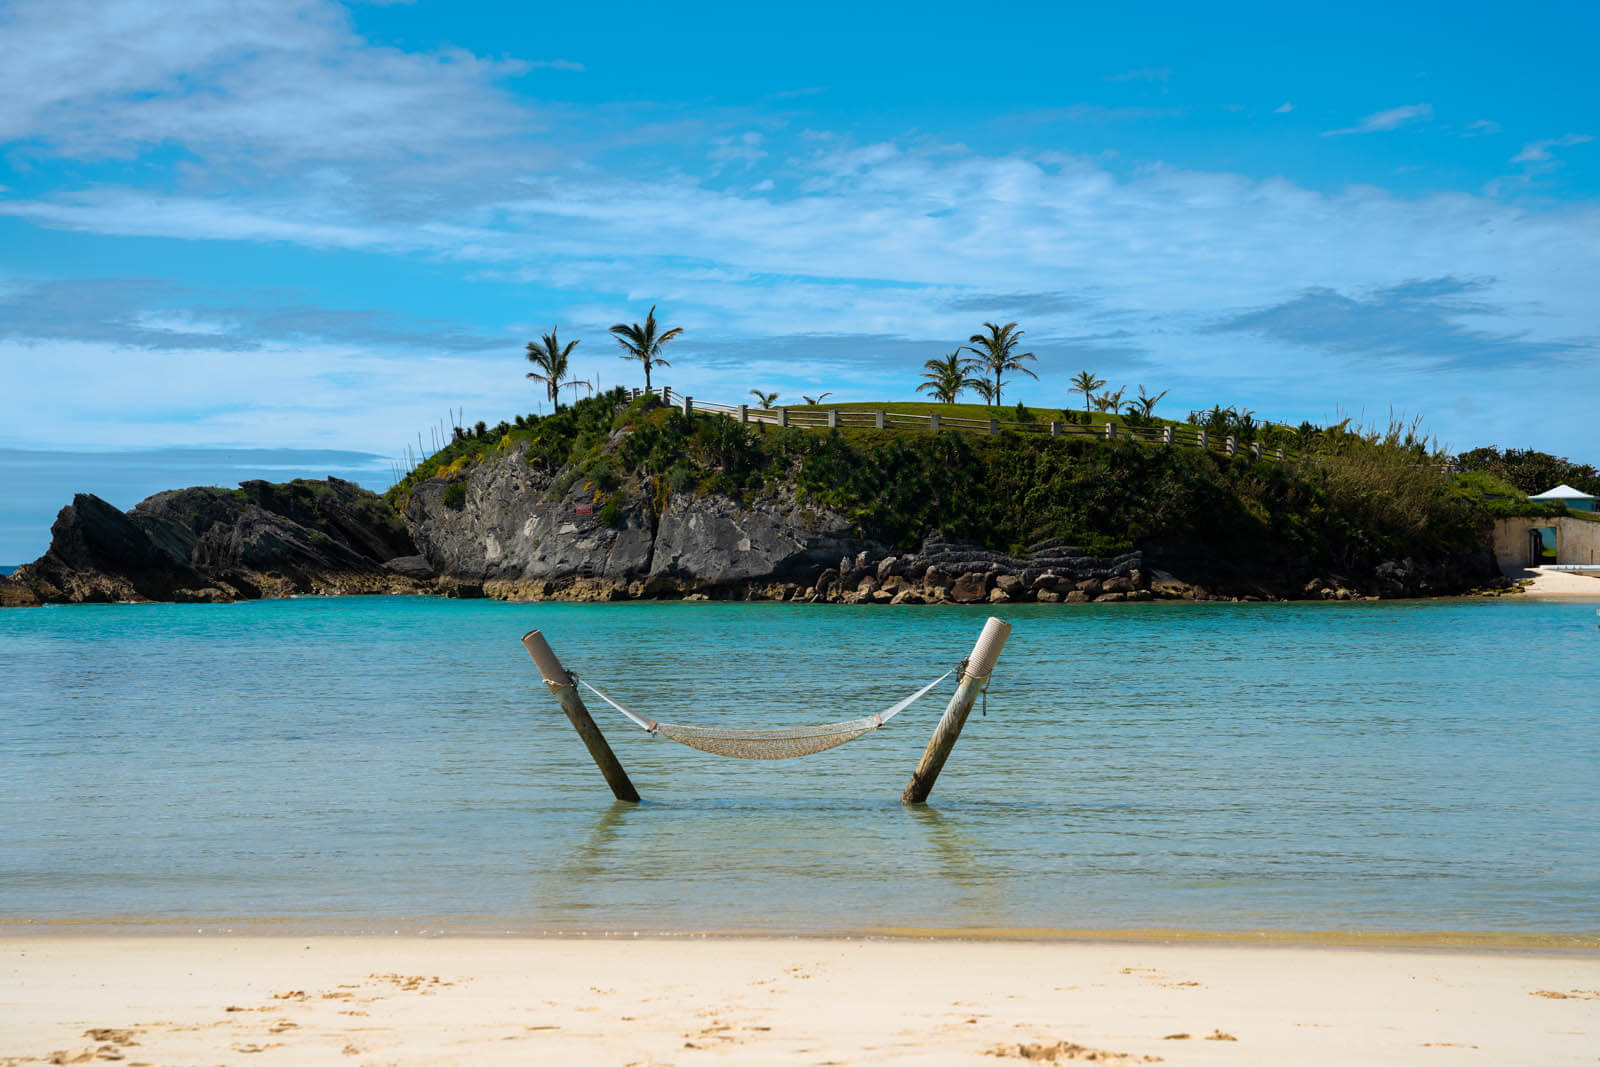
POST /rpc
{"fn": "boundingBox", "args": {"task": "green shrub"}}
[442,480,468,510]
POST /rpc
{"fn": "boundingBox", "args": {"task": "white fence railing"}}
[625,385,1301,464]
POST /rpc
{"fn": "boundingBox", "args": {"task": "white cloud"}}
[1463,119,1501,136]
[1106,66,1172,83]
[528,59,585,72]
[1273,101,1294,114]
[1322,103,1434,136]
[1511,133,1593,164]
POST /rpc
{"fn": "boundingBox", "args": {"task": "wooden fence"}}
[618,386,1305,465]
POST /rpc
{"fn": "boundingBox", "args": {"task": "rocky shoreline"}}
[2,457,1508,607]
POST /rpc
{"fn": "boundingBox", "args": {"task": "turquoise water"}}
[2,596,1597,936]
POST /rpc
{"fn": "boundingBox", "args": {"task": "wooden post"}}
[522,630,640,803]
[929,412,940,432]
[1163,426,1174,445]
[1106,422,1118,440]
[1049,420,1060,437]
[827,409,839,429]
[988,418,999,435]
[1225,435,1237,457]
[875,410,886,429]
[778,407,789,428]
[739,404,749,423]
[1197,428,1208,450]
[902,616,1012,805]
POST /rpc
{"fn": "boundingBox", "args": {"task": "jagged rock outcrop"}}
[403,442,877,600]
[8,479,427,604]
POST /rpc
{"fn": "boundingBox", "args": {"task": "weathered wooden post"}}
[778,407,789,428]
[1225,435,1237,457]
[1163,426,1174,446]
[875,410,886,429]
[659,385,670,402]
[1049,420,1060,437]
[522,630,640,803]
[902,616,1012,805]
[1250,441,1262,460]
[738,404,749,424]
[929,412,941,432]
[827,409,839,429]
[1197,428,1208,450]
[988,418,999,435]
[1106,422,1118,440]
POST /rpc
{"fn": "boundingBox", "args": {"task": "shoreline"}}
[1506,565,1600,598]
[5,935,1597,1065]
[6,920,1600,953]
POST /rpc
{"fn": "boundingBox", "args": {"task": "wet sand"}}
[3,936,1597,1065]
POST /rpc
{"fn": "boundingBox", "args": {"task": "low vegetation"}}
[388,390,1510,575]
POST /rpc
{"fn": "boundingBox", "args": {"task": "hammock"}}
[569,669,955,760]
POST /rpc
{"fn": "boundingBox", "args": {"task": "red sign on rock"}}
[575,503,593,515]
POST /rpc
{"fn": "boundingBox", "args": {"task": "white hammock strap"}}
[576,668,954,760]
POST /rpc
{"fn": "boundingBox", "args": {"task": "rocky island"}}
[2,390,1514,608]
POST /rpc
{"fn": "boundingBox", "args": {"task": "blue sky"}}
[1,0,1597,558]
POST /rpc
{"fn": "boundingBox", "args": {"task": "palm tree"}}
[609,305,682,391]
[916,352,976,403]
[525,328,582,410]
[1070,370,1105,416]
[963,322,1036,406]
[1131,385,1168,419]
[1092,387,1126,414]
[802,392,833,405]
[967,377,999,405]
[750,389,779,409]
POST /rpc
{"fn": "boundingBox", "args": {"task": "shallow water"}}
[2,596,1597,936]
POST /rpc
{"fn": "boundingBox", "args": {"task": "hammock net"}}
[574,670,954,760]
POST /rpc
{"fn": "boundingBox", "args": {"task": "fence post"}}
[827,409,839,429]
[1225,435,1237,457]
[1250,441,1262,460]
[1197,429,1208,450]
[875,410,886,429]
[738,404,749,424]
[1163,426,1174,446]
[988,418,999,435]
[1276,446,1285,461]
[929,412,941,432]
[1106,422,1118,440]
[1050,421,1060,437]
[631,387,640,400]
[659,385,670,403]
[778,407,789,428]
[682,395,693,417]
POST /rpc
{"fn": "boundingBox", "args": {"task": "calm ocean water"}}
[2,596,1597,936]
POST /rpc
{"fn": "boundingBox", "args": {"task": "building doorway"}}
[1529,527,1557,565]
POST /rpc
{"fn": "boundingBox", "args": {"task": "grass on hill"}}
[387,389,1495,573]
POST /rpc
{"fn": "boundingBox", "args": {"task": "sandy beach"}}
[1508,566,1600,598]
[3,936,1597,1065]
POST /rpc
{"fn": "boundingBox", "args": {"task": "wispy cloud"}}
[1208,276,1586,370]
[1007,104,1184,124]
[1511,132,1593,164]
[1106,66,1172,83]
[0,277,504,352]
[1273,101,1294,114]
[1462,119,1501,136]
[1322,103,1434,136]
[528,58,585,72]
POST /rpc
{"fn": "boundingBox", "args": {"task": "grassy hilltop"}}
[388,390,1542,588]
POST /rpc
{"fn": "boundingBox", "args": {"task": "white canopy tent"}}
[1528,484,1598,509]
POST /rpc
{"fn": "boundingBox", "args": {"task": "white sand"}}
[1505,566,1600,598]
[3,936,1597,1065]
